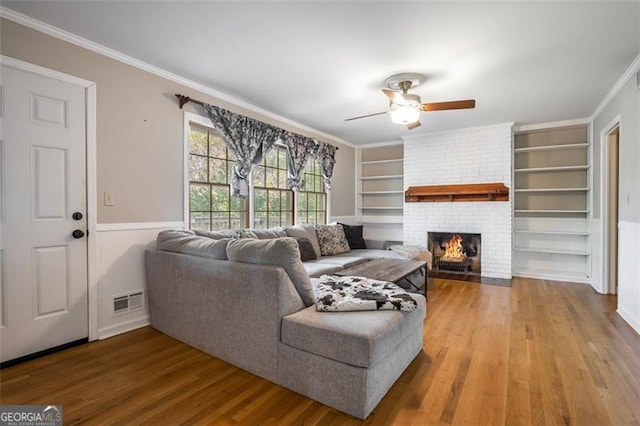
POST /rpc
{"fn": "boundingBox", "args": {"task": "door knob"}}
[72,229,85,239]
[72,212,83,220]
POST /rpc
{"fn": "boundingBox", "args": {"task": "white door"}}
[0,64,88,363]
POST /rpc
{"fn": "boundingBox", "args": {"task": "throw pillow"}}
[226,237,315,307]
[283,225,322,258]
[156,230,231,260]
[251,228,287,239]
[295,237,317,262]
[339,223,367,249]
[315,224,351,256]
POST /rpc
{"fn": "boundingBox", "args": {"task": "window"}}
[187,122,248,230]
[297,158,327,226]
[252,145,293,229]
[185,115,328,230]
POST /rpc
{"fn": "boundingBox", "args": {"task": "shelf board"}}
[358,191,405,195]
[514,143,589,153]
[514,210,589,214]
[514,247,590,255]
[360,175,404,180]
[512,268,590,284]
[514,230,590,236]
[514,165,590,173]
[359,159,403,165]
[514,188,589,193]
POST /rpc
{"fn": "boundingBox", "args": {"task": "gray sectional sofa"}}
[145,225,427,419]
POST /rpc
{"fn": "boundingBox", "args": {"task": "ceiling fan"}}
[345,73,475,130]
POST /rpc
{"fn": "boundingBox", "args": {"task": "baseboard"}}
[617,307,640,336]
[98,315,150,340]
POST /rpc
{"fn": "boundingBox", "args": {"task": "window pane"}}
[254,189,267,212]
[296,192,307,211]
[268,212,280,228]
[254,211,267,229]
[189,126,208,156]
[209,135,226,159]
[190,212,210,230]
[278,170,287,189]
[190,184,210,211]
[265,150,278,167]
[253,165,265,187]
[211,186,229,211]
[282,191,292,210]
[209,159,227,183]
[268,190,280,212]
[284,212,293,226]
[211,212,230,230]
[265,167,278,188]
[189,155,207,182]
[308,193,317,211]
[227,160,235,184]
[318,195,325,210]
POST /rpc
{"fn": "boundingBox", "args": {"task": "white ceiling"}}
[4,1,639,145]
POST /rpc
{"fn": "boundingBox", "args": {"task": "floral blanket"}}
[315,275,417,312]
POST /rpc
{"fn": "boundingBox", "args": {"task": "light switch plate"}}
[104,192,115,206]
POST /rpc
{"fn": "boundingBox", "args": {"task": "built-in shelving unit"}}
[355,144,404,240]
[513,125,591,284]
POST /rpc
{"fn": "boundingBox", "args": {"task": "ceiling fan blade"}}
[407,121,422,130]
[344,111,388,121]
[420,99,476,112]
[382,89,404,104]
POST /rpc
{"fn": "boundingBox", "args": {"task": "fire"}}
[441,234,466,262]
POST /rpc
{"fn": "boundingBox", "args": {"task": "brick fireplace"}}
[402,123,513,281]
[428,232,481,280]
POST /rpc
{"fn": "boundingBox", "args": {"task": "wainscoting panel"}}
[95,221,183,339]
[617,221,640,335]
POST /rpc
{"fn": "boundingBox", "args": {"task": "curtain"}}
[312,141,338,190]
[282,132,316,191]
[203,104,283,198]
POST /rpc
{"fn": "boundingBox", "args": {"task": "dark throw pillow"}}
[339,223,367,249]
[295,237,317,262]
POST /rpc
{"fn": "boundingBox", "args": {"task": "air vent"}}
[112,291,144,315]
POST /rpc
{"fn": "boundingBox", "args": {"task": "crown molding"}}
[356,140,404,149]
[0,6,355,149]
[590,53,640,121]
[402,122,515,142]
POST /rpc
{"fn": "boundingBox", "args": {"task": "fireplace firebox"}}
[428,232,481,281]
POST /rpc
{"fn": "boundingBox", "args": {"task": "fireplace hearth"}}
[428,232,481,281]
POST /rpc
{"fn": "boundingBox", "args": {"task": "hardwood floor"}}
[2,277,640,425]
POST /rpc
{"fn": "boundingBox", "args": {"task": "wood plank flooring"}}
[2,277,640,425]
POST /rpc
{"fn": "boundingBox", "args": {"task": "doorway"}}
[605,126,620,294]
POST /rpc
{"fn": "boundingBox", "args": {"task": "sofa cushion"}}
[192,229,239,239]
[227,238,315,306]
[339,223,367,249]
[295,237,317,262]
[315,224,350,256]
[281,293,426,368]
[343,249,405,260]
[302,261,343,278]
[156,230,231,260]
[284,225,322,258]
[312,256,368,268]
[251,228,287,239]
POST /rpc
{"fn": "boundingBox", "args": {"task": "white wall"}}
[94,222,181,339]
[591,63,640,333]
[402,123,513,279]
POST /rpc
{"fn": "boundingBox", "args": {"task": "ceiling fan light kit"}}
[345,72,476,130]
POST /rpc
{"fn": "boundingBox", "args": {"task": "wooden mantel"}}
[405,183,509,203]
